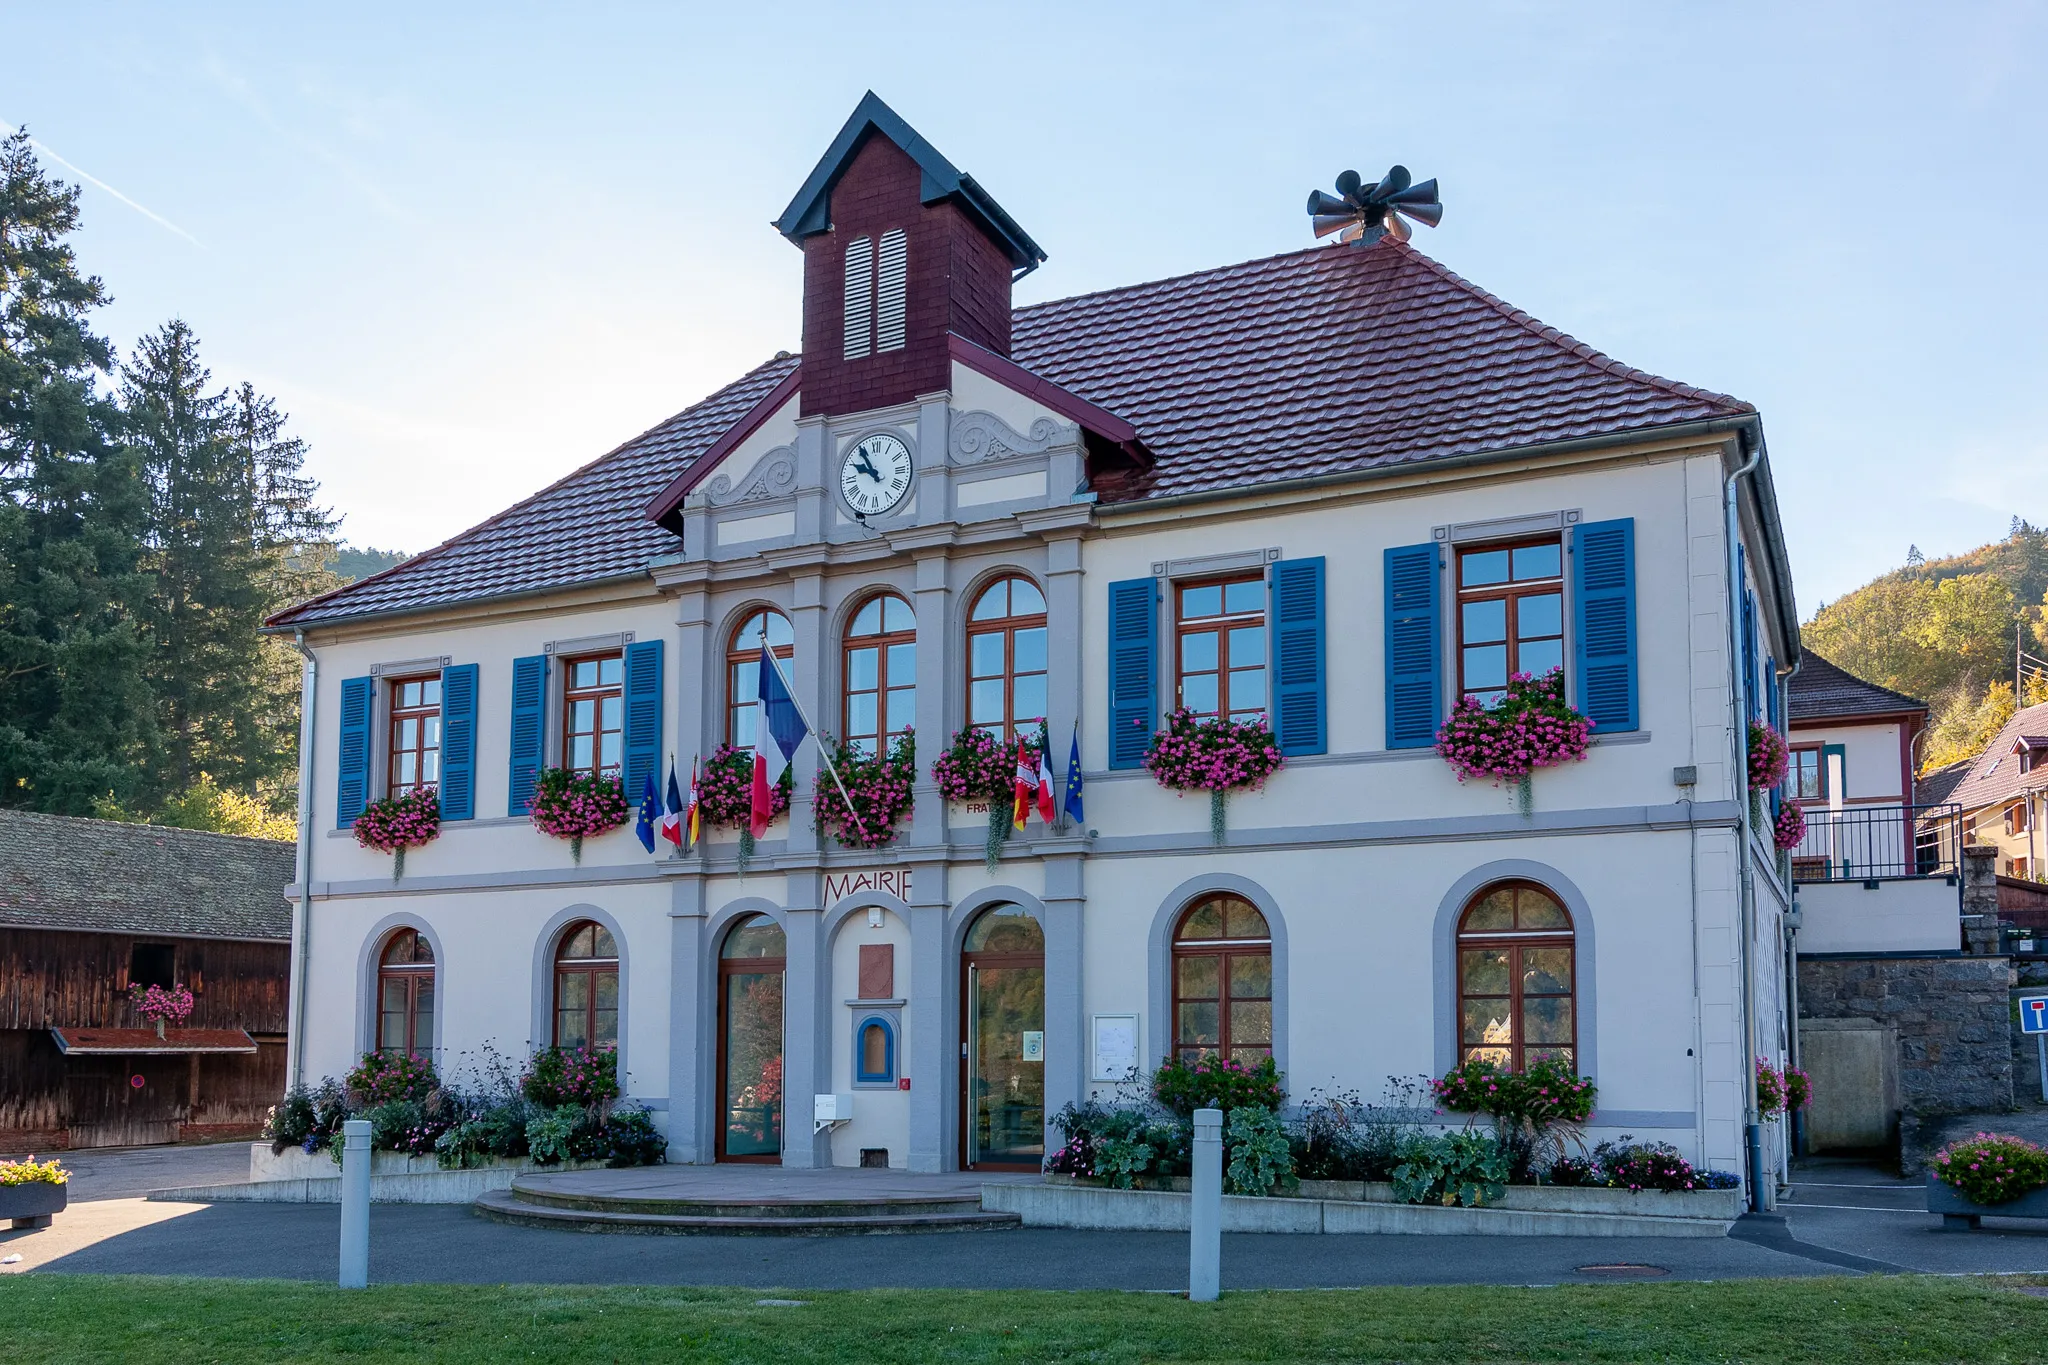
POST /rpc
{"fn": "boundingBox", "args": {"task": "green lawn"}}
[5,1274,2047,1363]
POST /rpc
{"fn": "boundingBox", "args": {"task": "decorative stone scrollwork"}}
[949,410,1068,465]
[706,448,798,506]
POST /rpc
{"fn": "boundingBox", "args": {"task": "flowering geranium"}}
[1783,1065,1811,1112]
[814,730,915,850]
[696,743,791,830]
[1150,1054,1286,1118]
[1435,669,1593,792]
[345,1050,439,1106]
[353,787,440,880]
[1755,1057,1787,1117]
[527,767,630,864]
[1143,709,1285,844]
[1934,1133,2048,1206]
[1749,720,1789,791]
[522,1044,621,1108]
[129,982,194,1027]
[1433,1057,1595,1127]
[1773,800,1807,853]
[931,726,1013,802]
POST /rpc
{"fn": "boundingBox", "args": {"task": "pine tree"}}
[1906,544,1925,568]
[0,128,157,813]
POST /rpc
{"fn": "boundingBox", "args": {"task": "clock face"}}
[839,433,914,518]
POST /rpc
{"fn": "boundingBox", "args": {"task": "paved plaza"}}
[8,1144,2048,1289]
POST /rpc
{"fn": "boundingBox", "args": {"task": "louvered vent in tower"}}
[843,236,873,360]
[875,228,907,353]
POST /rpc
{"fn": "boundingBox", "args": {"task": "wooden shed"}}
[0,810,292,1151]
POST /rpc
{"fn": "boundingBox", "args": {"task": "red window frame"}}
[1170,895,1273,1066]
[966,576,1047,743]
[386,675,442,798]
[727,610,794,751]
[376,928,435,1057]
[1173,575,1267,723]
[843,592,915,757]
[552,920,619,1050]
[561,653,624,780]
[1455,537,1565,706]
[1455,882,1575,1072]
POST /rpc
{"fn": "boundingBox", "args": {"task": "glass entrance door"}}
[961,906,1045,1169]
[718,915,786,1162]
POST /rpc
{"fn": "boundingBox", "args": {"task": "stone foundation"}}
[1798,955,2014,1119]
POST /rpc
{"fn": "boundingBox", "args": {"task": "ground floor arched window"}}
[1456,881,1575,1070]
[552,920,618,1050]
[376,928,435,1057]
[1172,895,1272,1066]
[717,915,785,1161]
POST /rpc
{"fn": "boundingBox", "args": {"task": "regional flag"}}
[634,770,659,853]
[685,756,702,849]
[752,649,808,837]
[658,761,685,849]
[1012,738,1035,832]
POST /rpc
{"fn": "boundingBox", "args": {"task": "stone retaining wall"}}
[1798,955,2013,1117]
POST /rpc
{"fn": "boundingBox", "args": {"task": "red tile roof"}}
[272,241,1752,628]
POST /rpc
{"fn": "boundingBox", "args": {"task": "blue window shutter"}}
[508,655,547,815]
[1269,557,1326,756]
[1571,519,1638,732]
[1107,578,1158,769]
[1383,543,1442,749]
[1766,656,1780,731]
[438,663,478,820]
[336,676,373,828]
[622,638,664,798]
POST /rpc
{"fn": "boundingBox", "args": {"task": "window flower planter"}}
[1142,709,1285,844]
[1434,669,1591,815]
[352,787,440,881]
[526,767,630,864]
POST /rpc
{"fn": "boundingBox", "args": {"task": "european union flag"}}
[634,770,659,853]
[1063,723,1084,827]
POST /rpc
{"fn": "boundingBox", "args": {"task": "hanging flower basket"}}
[1434,669,1592,814]
[1143,709,1285,845]
[933,725,1027,869]
[527,767,630,864]
[1749,720,1789,792]
[1755,1056,1788,1118]
[130,983,194,1040]
[353,787,441,881]
[697,742,791,871]
[1773,800,1807,853]
[814,730,915,850]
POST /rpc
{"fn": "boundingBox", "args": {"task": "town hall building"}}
[270,94,1801,1195]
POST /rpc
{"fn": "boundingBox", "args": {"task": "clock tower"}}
[775,93,1046,421]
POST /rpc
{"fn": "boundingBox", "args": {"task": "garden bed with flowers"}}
[1015,1056,1742,1234]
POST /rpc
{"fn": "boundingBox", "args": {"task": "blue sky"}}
[5,2,2043,608]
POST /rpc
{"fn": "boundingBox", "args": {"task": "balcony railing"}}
[1788,802,1964,883]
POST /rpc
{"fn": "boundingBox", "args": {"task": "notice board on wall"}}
[1092,1014,1139,1082]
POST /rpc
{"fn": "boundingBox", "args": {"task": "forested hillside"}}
[0,130,351,837]
[1803,521,2048,774]
[332,545,408,583]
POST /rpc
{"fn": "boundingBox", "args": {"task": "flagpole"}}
[761,646,871,843]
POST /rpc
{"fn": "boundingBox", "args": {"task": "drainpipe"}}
[1724,430,1768,1211]
[287,629,319,1091]
[1779,661,1806,1160]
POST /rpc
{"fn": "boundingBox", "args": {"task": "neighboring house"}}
[267,94,1800,1194]
[1938,701,2048,881]
[1783,652,1926,824]
[0,811,293,1152]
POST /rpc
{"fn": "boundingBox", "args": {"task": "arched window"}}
[855,1015,896,1084]
[1172,896,1272,1065]
[844,593,915,757]
[1456,882,1575,1071]
[376,929,435,1057]
[552,920,618,1050]
[967,575,1047,743]
[727,609,794,750]
[718,914,787,1161]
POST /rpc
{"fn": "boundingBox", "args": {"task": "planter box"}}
[1047,1172,1738,1220]
[1926,1174,2048,1228]
[144,1142,603,1206]
[0,1181,67,1229]
[995,1180,1736,1237]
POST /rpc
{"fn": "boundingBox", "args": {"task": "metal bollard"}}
[1190,1106,1222,1303]
[339,1118,370,1289]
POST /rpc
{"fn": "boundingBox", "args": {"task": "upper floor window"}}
[1456,539,1563,707]
[1789,746,1825,801]
[728,609,794,750]
[2008,802,2032,837]
[845,593,915,757]
[377,928,435,1057]
[388,675,441,798]
[562,654,623,780]
[968,576,1047,743]
[553,920,619,1050]
[1176,576,1266,723]
[1456,882,1573,1071]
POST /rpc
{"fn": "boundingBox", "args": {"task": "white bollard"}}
[339,1118,370,1289]
[1190,1106,1222,1303]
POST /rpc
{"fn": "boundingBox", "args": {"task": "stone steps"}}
[473,1179,1022,1236]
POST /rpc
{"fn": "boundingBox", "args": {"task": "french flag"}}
[751,649,808,837]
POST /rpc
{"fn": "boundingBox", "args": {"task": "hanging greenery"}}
[1143,709,1285,844]
[1434,669,1593,815]
[526,767,630,864]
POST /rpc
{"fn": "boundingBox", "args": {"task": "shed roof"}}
[271,239,1755,630]
[0,809,294,941]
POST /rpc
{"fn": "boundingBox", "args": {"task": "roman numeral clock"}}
[839,433,914,519]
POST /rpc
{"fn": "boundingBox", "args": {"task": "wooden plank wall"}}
[0,927,288,1032]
